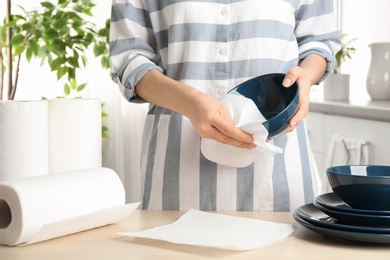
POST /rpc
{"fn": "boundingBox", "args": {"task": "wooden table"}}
[0,210,389,259]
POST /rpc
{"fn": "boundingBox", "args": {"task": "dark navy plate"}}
[316,193,390,216]
[296,203,390,234]
[313,202,390,226]
[294,213,390,244]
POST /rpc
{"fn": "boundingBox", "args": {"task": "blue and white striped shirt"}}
[110,0,340,211]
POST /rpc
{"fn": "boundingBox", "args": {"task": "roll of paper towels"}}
[0,167,132,246]
[48,99,102,173]
[0,101,49,181]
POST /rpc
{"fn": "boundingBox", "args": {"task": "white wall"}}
[338,0,390,101]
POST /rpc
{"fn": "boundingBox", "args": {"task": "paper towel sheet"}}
[48,99,102,173]
[0,101,49,181]
[120,209,295,250]
[0,167,135,246]
[201,94,282,168]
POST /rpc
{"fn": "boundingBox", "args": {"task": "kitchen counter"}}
[1,210,389,260]
[309,96,390,122]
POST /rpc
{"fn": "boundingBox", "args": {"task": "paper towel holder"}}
[228,73,299,138]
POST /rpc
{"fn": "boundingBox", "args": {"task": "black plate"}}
[316,193,390,216]
[314,202,390,227]
[294,213,390,244]
[296,204,390,234]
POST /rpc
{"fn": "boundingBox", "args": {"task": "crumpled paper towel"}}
[201,94,282,168]
[120,209,295,250]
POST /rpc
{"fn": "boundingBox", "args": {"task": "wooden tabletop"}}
[0,210,389,260]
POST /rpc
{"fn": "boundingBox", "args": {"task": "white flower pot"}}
[323,74,350,101]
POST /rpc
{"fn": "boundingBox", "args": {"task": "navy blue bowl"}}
[327,165,390,211]
[228,73,299,138]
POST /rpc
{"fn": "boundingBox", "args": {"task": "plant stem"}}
[6,0,14,100]
[0,51,3,100]
[9,55,21,100]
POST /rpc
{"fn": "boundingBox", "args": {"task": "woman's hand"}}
[282,66,310,134]
[281,54,328,134]
[184,90,256,149]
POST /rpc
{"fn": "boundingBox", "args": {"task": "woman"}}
[109,0,340,211]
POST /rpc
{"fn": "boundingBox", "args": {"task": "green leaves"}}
[1,0,110,93]
[13,45,25,56]
[27,40,39,55]
[334,32,356,74]
[40,2,55,9]
[10,34,24,45]
[63,79,86,97]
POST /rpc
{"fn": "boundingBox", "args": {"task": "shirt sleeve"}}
[295,0,341,82]
[110,0,163,102]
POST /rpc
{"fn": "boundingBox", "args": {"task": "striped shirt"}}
[110,0,340,211]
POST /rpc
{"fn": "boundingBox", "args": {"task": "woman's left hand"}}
[281,66,311,134]
[281,54,328,134]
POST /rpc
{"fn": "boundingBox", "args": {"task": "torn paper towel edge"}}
[20,202,140,246]
[119,209,295,251]
[201,94,282,168]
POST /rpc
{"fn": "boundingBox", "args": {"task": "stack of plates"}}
[294,192,390,244]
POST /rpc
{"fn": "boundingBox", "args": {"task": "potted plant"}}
[323,32,356,101]
[0,0,109,100]
[0,0,110,137]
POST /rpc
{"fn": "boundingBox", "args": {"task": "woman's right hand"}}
[183,90,256,149]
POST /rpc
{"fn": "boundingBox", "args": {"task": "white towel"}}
[321,134,369,193]
[326,134,369,166]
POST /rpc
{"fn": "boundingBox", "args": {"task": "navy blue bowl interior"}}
[327,165,390,211]
[228,73,299,138]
